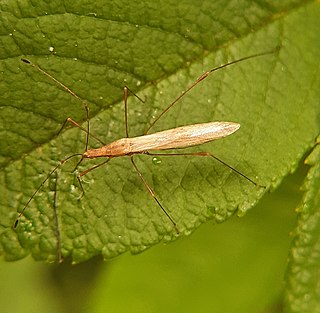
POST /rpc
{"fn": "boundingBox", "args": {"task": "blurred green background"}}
[0,163,305,313]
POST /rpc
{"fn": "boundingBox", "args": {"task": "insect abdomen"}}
[130,121,240,151]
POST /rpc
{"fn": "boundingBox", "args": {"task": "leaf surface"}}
[0,0,319,262]
[285,138,320,313]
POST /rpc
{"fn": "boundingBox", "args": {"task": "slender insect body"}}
[17,49,276,245]
[84,122,240,158]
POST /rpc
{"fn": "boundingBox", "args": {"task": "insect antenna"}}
[21,59,94,151]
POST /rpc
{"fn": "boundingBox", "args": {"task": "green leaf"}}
[285,137,320,313]
[0,0,319,263]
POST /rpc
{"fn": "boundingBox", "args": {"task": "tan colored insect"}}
[16,50,274,237]
[84,121,240,158]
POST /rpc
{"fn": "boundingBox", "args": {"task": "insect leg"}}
[145,48,278,134]
[124,86,129,137]
[145,151,264,187]
[57,117,105,146]
[14,153,82,228]
[73,158,111,198]
[52,171,63,263]
[123,86,145,138]
[78,158,111,177]
[130,156,179,233]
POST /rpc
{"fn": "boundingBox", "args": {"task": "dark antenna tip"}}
[14,219,19,228]
[21,58,31,64]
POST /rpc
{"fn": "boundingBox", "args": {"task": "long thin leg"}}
[19,59,108,227]
[74,158,111,198]
[78,158,111,177]
[58,117,105,146]
[124,86,129,137]
[52,172,63,263]
[22,58,92,151]
[123,86,146,138]
[130,156,179,233]
[14,153,83,228]
[145,48,279,134]
[145,151,264,187]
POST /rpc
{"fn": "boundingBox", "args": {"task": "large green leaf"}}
[0,0,319,263]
